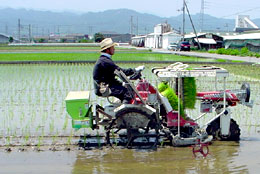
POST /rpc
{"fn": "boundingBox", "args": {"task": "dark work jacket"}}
[93,54,135,95]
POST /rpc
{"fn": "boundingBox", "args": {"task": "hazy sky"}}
[1,0,260,19]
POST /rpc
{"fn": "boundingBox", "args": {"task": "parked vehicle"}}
[178,41,190,51]
[167,43,178,51]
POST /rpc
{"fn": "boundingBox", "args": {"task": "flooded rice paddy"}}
[0,63,260,173]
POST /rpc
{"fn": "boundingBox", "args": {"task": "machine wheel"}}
[106,107,159,148]
[206,118,240,141]
[241,83,250,102]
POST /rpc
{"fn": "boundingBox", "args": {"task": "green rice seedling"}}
[159,82,185,118]
[111,131,117,146]
[62,117,69,131]
[6,136,11,147]
[9,111,14,121]
[12,126,17,138]
[49,119,55,133]
[67,135,72,145]
[37,136,42,148]
[67,130,74,145]
[7,127,11,136]
[96,130,101,148]
[82,129,87,148]
[160,140,165,147]
[31,112,36,124]
[24,133,30,145]
[41,125,45,137]
[20,112,25,125]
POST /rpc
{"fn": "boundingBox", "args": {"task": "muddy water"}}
[1,137,260,174]
[1,64,260,173]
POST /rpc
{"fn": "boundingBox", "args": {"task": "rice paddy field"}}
[0,61,260,173]
[0,46,260,173]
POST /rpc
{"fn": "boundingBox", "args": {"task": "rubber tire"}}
[115,107,158,148]
[241,83,250,103]
[115,107,153,129]
[206,118,240,141]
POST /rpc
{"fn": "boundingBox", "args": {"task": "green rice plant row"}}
[0,52,221,62]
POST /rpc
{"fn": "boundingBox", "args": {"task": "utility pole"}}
[130,16,133,37]
[18,19,21,42]
[184,1,202,50]
[28,24,32,42]
[200,0,205,32]
[57,25,60,35]
[136,16,139,36]
[182,0,185,41]
[42,27,45,36]
[48,29,50,40]
[35,25,38,36]
[89,26,93,36]
[224,23,229,32]
[144,27,148,35]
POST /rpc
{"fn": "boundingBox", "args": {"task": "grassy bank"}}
[0,45,246,63]
[0,46,144,52]
[208,47,260,58]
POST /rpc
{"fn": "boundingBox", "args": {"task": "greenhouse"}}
[223,32,260,52]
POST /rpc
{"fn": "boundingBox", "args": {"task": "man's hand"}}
[99,82,110,96]
[135,65,145,71]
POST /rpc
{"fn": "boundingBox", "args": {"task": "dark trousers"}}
[109,84,132,102]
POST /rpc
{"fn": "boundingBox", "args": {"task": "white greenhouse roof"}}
[195,38,217,44]
[223,33,260,40]
[132,35,146,39]
[162,32,181,36]
[184,33,207,39]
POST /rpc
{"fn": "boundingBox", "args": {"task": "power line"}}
[221,7,260,18]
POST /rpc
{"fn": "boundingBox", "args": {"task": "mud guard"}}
[220,108,231,136]
[114,104,156,116]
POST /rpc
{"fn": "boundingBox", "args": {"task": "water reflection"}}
[72,142,249,174]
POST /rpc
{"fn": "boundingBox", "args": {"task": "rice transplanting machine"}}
[65,62,253,152]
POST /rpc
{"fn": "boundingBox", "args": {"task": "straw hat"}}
[100,38,118,51]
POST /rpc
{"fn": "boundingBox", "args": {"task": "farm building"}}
[234,15,259,33]
[144,32,162,48]
[0,33,10,43]
[223,33,260,52]
[33,33,88,43]
[133,23,179,49]
[131,35,145,47]
[101,32,132,43]
[135,31,181,49]
[184,33,223,50]
[162,32,182,49]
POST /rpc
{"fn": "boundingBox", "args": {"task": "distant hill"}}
[0,8,259,37]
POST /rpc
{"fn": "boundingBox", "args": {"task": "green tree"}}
[60,38,67,43]
[78,39,93,43]
[9,37,14,43]
[94,33,105,43]
[39,38,45,43]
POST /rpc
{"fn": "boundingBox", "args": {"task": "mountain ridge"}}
[0,8,259,36]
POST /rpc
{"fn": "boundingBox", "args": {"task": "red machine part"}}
[132,80,157,104]
[197,90,239,106]
[136,79,157,93]
[192,139,209,158]
[135,80,198,127]
[166,111,198,127]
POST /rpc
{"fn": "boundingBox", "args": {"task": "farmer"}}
[93,38,141,104]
